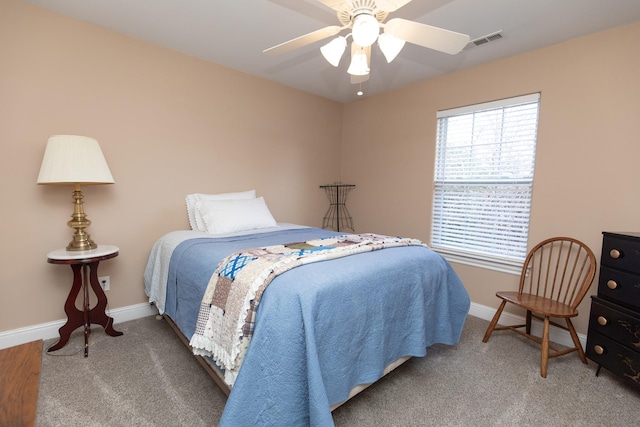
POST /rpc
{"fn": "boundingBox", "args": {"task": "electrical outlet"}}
[99,276,110,291]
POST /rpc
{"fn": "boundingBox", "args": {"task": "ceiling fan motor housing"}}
[337,0,389,26]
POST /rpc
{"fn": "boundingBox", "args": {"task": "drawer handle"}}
[609,249,621,259]
[597,316,608,326]
[594,345,605,355]
[607,280,618,290]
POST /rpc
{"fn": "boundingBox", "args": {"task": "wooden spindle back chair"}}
[482,237,597,377]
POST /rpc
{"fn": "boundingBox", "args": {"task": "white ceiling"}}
[23,0,640,103]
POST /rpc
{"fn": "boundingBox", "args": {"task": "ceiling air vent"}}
[463,30,504,51]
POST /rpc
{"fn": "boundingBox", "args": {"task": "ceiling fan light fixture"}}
[378,33,405,63]
[351,13,379,47]
[320,36,347,67]
[348,46,370,76]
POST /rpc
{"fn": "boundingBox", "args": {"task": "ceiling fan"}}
[263,0,469,83]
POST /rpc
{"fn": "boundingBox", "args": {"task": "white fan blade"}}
[351,73,369,84]
[384,18,469,54]
[263,26,343,56]
[374,0,413,12]
[316,0,351,12]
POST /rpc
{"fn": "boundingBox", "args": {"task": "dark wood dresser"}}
[586,232,640,388]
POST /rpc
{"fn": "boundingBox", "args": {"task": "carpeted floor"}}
[36,315,640,426]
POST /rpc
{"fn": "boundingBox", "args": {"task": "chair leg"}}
[566,318,587,364]
[483,300,507,343]
[525,310,532,335]
[541,316,550,378]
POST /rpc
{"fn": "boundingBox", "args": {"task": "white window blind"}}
[432,93,540,274]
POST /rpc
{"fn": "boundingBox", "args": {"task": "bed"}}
[144,193,470,426]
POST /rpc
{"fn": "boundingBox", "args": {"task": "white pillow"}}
[198,197,277,234]
[186,190,256,231]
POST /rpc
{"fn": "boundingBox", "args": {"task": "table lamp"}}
[37,135,115,251]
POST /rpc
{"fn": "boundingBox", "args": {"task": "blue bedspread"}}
[162,227,470,426]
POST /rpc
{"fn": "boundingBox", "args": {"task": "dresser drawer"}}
[602,233,640,274]
[598,266,640,309]
[589,297,640,348]
[586,330,640,389]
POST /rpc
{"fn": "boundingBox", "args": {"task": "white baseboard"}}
[0,301,584,351]
[0,303,158,350]
[469,301,587,349]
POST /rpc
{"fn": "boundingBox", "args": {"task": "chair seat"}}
[496,291,577,318]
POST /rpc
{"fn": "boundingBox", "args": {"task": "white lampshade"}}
[351,14,379,47]
[348,46,370,76]
[320,36,347,67]
[37,135,114,185]
[378,33,406,63]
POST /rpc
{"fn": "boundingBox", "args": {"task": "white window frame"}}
[431,93,540,275]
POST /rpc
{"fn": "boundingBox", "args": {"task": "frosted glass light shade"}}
[37,135,114,185]
[351,14,379,47]
[378,33,406,63]
[348,47,370,76]
[320,36,347,67]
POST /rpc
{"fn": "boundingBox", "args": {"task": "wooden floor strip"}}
[0,340,43,427]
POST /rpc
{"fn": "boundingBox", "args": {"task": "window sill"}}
[431,247,523,275]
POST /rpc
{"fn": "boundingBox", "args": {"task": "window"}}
[431,93,540,274]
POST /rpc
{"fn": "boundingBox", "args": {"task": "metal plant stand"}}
[320,183,355,232]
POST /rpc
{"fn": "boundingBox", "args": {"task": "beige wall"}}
[341,21,640,334]
[0,0,342,331]
[2,0,639,338]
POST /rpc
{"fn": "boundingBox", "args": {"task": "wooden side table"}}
[47,245,123,357]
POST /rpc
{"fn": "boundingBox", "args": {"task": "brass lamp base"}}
[66,233,97,252]
[66,187,98,251]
